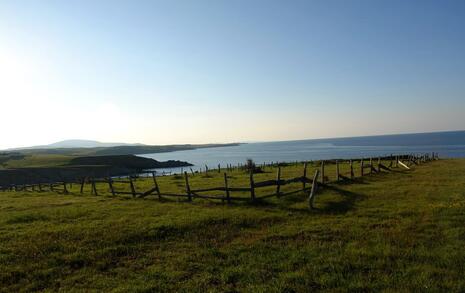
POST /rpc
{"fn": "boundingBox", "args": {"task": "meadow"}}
[1,159,464,291]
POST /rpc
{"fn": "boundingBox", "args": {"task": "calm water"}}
[140,131,465,174]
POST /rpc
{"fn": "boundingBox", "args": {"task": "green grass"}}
[1,154,74,168]
[1,159,465,291]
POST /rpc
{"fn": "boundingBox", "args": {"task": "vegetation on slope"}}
[0,159,464,291]
[0,155,191,186]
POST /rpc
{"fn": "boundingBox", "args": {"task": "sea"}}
[140,130,465,175]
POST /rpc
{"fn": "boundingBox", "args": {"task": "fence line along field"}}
[2,153,438,209]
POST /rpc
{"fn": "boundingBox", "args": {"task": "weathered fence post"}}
[276,167,281,196]
[320,161,325,184]
[38,182,42,192]
[250,172,255,202]
[308,169,320,210]
[369,158,373,174]
[205,165,209,173]
[361,159,364,176]
[224,173,230,204]
[184,172,192,201]
[129,177,136,198]
[302,162,308,190]
[336,160,340,181]
[152,172,162,199]
[218,164,221,173]
[377,157,381,172]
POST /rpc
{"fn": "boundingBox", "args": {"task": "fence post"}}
[369,158,373,174]
[152,172,162,199]
[38,182,42,192]
[276,167,281,196]
[129,177,136,198]
[377,157,381,172]
[302,162,307,190]
[320,161,325,184]
[250,172,255,202]
[218,164,221,173]
[63,182,68,194]
[80,178,84,194]
[361,159,364,176]
[108,178,115,196]
[350,160,354,179]
[308,169,320,210]
[92,179,98,196]
[336,160,340,181]
[224,173,230,204]
[184,172,192,201]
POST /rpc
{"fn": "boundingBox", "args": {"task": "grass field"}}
[1,159,464,291]
[0,154,74,169]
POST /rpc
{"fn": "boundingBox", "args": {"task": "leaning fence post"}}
[184,172,192,201]
[224,173,230,204]
[152,172,162,199]
[249,172,255,202]
[302,162,308,190]
[308,169,320,210]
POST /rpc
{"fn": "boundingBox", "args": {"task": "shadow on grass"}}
[311,185,366,214]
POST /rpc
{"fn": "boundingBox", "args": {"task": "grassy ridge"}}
[1,159,465,291]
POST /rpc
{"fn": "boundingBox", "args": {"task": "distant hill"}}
[9,139,143,150]
[6,143,241,157]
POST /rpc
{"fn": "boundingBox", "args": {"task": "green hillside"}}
[0,159,464,291]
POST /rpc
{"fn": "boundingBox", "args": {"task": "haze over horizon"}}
[1,0,465,150]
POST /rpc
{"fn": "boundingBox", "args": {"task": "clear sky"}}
[1,0,464,149]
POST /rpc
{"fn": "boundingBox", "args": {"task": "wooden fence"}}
[0,152,439,210]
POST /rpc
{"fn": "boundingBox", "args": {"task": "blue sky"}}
[1,0,464,148]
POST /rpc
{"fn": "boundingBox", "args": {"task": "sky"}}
[1,0,465,149]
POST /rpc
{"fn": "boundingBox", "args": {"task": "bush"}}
[244,159,263,174]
